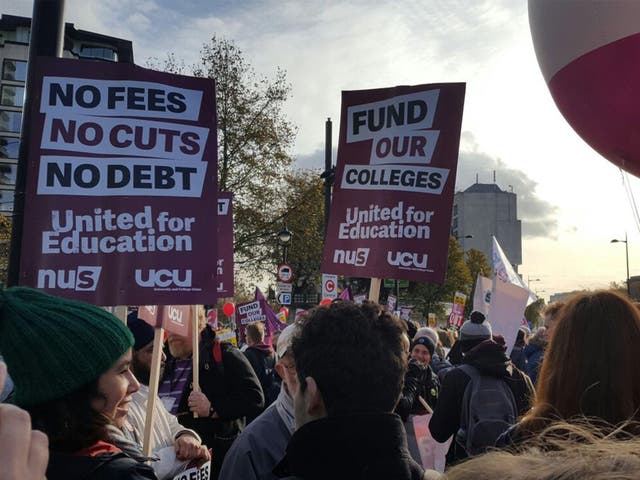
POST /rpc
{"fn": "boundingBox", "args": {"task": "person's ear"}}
[303,377,326,418]
[275,363,286,381]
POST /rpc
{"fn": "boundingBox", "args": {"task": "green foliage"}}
[405,236,472,317]
[148,37,297,278]
[0,215,11,287]
[464,248,491,316]
[525,297,546,328]
[273,171,325,292]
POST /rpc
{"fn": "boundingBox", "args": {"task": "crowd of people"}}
[1,286,640,479]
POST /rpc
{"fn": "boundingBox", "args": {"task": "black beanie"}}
[127,310,155,351]
[411,336,435,357]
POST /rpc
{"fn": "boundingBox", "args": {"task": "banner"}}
[216,193,234,297]
[406,414,451,473]
[448,291,467,328]
[172,459,211,480]
[387,294,398,312]
[294,308,308,321]
[400,305,414,320]
[428,313,437,328]
[472,274,492,316]
[486,281,530,356]
[321,83,466,284]
[492,236,536,305]
[354,293,367,304]
[20,58,218,305]
[138,304,192,337]
[236,300,265,326]
[339,287,353,300]
[255,287,286,343]
[216,328,238,347]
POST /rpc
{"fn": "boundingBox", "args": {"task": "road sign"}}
[276,282,292,293]
[322,273,338,299]
[277,263,294,283]
[277,292,292,305]
[383,279,409,288]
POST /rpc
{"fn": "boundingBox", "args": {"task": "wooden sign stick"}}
[192,305,201,418]
[368,277,382,303]
[142,323,165,456]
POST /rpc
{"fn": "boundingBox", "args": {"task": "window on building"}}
[0,111,22,133]
[452,217,458,229]
[0,188,14,212]
[0,86,25,107]
[80,45,117,62]
[2,60,27,82]
[453,204,458,216]
[0,163,16,186]
[0,137,19,159]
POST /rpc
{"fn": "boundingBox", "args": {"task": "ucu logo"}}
[386,251,428,270]
[135,269,192,288]
[167,306,185,325]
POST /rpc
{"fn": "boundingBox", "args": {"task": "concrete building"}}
[452,182,522,272]
[0,14,133,213]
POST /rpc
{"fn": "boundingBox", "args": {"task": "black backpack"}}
[456,364,517,456]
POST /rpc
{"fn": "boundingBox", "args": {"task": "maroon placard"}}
[321,83,465,284]
[216,193,234,297]
[20,57,217,305]
[138,304,192,337]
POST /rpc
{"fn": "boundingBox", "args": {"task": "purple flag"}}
[339,287,353,301]
[254,287,286,344]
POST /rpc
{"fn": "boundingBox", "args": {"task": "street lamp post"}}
[611,233,631,298]
[453,233,473,250]
[278,226,292,263]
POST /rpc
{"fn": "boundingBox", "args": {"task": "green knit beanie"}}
[0,286,134,407]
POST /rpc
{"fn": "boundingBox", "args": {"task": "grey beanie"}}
[459,311,492,342]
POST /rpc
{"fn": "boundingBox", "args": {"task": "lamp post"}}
[278,226,292,263]
[453,233,473,250]
[611,233,630,298]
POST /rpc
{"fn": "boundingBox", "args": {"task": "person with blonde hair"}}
[437,422,640,480]
[499,290,640,446]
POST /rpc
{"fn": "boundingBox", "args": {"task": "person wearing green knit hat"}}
[0,287,157,480]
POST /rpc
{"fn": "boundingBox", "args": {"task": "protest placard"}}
[322,83,465,284]
[216,193,234,297]
[19,57,217,305]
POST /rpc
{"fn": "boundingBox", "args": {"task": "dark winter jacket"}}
[273,413,424,480]
[429,339,535,465]
[396,360,439,422]
[244,342,279,410]
[524,339,545,386]
[162,327,264,477]
[510,345,527,372]
[47,446,157,480]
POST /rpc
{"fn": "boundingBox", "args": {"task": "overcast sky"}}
[4,0,638,298]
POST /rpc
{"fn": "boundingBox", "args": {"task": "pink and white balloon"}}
[529,0,640,177]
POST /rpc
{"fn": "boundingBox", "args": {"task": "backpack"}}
[456,364,517,457]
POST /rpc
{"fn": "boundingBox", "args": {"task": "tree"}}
[270,170,324,293]
[405,237,472,318]
[148,37,297,278]
[0,214,11,286]
[524,297,546,328]
[464,248,491,316]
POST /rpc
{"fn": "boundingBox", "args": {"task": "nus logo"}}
[135,269,192,288]
[387,251,428,269]
[37,266,102,291]
[333,248,370,267]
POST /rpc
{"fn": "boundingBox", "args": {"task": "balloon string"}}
[620,168,640,234]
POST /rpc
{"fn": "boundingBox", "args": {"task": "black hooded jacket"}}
[47,451,157,480]
[428,339,534,464]
[273,413,424,480]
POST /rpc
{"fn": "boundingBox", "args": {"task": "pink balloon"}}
[529,0,640,177]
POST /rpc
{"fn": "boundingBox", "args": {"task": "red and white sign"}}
[19,57,218,305]
[322,273,338,299]
[321,83,465,284]
[277,263,294,283]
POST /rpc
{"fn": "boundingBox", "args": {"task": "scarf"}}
[274,382,295,434]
